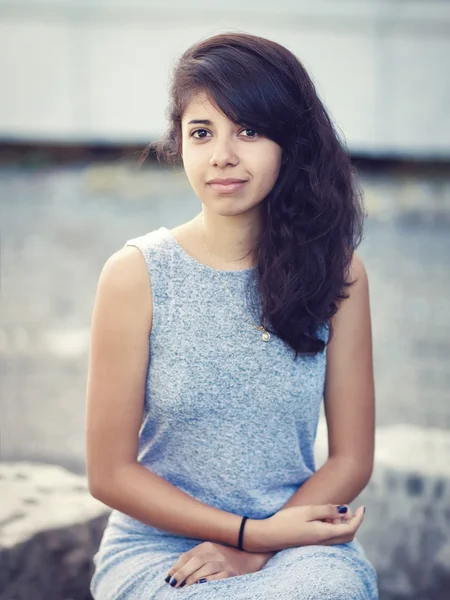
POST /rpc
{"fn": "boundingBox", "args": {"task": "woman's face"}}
[181,91,283,218]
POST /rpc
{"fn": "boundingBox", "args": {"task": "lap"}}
[91,531,379,600]
[257,540,379,599]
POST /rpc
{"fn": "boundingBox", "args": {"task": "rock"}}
[315,421,450,600]
[430,542,450,599]
[0,462,110,600]
[2,423,450,600]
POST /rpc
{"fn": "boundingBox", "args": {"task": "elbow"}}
[363,460,375,486]
[86,461,136,502]
[87,471,107,501]
[331,454,374,487]
[86,462,113,501]
[356,451,375,483]
[352,458,374,490]
[88,479,105,501]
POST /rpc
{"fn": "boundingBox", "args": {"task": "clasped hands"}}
[164,503,363,589]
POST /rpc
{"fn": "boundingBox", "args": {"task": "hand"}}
[246,504,365,552]
[164,541,267,589]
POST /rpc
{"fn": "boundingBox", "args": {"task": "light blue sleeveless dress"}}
[90,226,379,599]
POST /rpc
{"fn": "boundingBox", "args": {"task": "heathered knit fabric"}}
[90,226,379,599]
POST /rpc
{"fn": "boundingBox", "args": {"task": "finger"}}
[181,561,224,589]
[322,518,342,525]
[336,505,359,526]
[183,567,226,588]
[165,552,190,586]
[327,516,351,525]
[343,506,354,522]
[348,505,365,530]
[308,503,351,522]
[193,571,229,586]
[334,505,364,530]
[337,506,354,525]
[167,556,204,588]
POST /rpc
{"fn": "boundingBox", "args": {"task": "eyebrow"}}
[187,119,213,125]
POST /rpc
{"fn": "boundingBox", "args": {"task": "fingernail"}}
[179,580,186,588]
[164,574,171,583]
[337,505,348,514]
[199,578,207,583]
[364,506,366,513]
[170,578,177,587]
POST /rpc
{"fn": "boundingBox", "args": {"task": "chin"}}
[202,198,262,218]
[216,206,259,219]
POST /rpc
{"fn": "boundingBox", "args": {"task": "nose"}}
[209,137,239,168]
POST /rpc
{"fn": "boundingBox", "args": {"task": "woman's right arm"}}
[85,245,253,548]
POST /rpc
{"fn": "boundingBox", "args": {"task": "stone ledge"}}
[0,462,110,600]
[2,421,450,600]
[0,462,108,550]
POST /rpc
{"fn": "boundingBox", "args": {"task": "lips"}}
[207,180,248,194]
[207,178,247,185]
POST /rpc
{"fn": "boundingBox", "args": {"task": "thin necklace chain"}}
[200,214,271,342]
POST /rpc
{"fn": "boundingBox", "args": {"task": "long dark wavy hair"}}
[139,32,366,358]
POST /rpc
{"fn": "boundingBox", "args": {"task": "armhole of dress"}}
[123,238,160,343]
[317,319,331,352]
[322,320,330,397]
[324,319,331,347]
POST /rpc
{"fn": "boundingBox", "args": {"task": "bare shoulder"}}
[95,245,153,333]
[331,251,369,328]
[100,244,152,294]
[347,251,368,286]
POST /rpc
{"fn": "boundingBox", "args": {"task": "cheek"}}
[256,148,282,186]
[182,155,203,185]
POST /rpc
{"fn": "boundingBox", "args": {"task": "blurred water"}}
[0,161,449,474]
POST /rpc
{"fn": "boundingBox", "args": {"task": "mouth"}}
[207,180,248,194]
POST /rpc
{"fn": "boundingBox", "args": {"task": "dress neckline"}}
[161,227,258,275]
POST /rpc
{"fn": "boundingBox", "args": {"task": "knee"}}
[294,561,368,600]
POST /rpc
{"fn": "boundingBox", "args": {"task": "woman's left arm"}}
[281,251,376,510]
[235,252,375,570]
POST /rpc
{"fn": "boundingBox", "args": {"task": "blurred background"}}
[1,1,449,599]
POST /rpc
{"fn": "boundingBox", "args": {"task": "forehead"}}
[182,91,224,121]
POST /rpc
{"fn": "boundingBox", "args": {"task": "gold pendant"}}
[261,331,271,342]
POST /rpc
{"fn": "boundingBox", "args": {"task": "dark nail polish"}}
[164,575,171,583]
[179,581,186,588]
[364,506,366,513]
[170,578,177,587]
[337,505,348,514]
[199,578,207,583]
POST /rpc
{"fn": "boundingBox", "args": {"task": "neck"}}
[195,208,262,267]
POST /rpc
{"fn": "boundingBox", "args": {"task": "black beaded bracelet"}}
[238,515,248,551]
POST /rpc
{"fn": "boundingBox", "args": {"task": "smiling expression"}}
[181,91,283,217]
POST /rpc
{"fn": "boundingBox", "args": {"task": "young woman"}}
[86,32,378,599]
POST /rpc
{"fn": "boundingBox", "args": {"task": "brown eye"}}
[191,129,210,139]
[241,128,258,138]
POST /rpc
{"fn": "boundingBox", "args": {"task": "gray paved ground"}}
[0,160,449,473]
